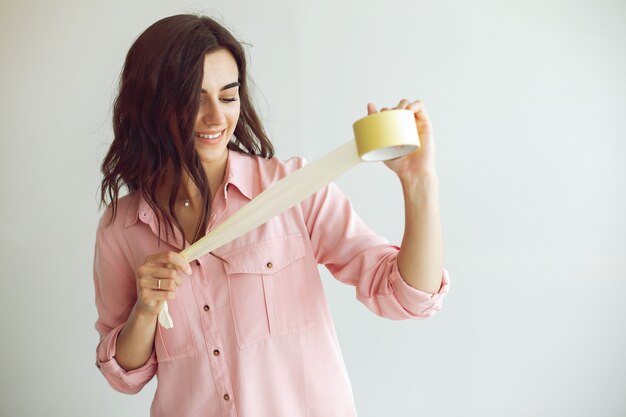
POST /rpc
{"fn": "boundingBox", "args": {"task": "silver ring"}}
[157,279,161,290]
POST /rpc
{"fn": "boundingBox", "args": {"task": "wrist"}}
[133,302,160,322]
[399,172,439,192]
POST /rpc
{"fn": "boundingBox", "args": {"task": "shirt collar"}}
[124,149,256,229]
[223,149,255,201]
[126,193,185,249]
[124,191,142,228]
[125,192,159,232]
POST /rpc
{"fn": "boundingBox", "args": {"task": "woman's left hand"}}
[367,99,436,179]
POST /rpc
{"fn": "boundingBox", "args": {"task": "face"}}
[193,49,241,169]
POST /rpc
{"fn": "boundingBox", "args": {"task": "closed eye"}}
[199,97,238,104]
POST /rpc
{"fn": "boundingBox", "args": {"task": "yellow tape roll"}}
[353,109,420,161]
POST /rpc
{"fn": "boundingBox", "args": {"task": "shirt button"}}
[213,349,220,356]
[195,260,200,266]
[266,262,273,269]
[203,305,210,311]
[223,394,230,401]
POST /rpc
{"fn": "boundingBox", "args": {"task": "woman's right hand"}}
[135,251,192,317]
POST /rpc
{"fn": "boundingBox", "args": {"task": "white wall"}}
[1,0,624,416]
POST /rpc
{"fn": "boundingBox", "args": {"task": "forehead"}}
[201,49,239,90]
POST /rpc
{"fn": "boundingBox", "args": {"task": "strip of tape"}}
[160,109,419,328]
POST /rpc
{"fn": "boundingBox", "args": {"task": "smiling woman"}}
[93,13,449,417]
[100,15,273,246]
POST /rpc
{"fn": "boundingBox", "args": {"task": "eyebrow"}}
[201,82,241,94]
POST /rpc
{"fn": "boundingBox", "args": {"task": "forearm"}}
[397,174,444,294]
[115,304,158,371]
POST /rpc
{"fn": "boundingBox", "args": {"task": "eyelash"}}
[199,97,238,104]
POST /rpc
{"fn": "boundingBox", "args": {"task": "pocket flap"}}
[222,233,305,275]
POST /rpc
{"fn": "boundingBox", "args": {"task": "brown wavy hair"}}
[100,14,274,245]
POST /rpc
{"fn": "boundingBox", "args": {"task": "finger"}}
[138,277,177,293]
[164,263,186,285]
[380,107,390,112]
[367,102,378,115]
[140,288,176,303]
[396,98,410,109]
[153,277,177,292]
[147,252,192,275]
[139,265,183,285]
[164,252,193,275]
[406,99,425,113]
[407,100,431,126]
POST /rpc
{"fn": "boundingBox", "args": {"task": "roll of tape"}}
[160,109,419,328]
[353,109,419,161]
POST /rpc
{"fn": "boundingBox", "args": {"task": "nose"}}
[199,98,226,127]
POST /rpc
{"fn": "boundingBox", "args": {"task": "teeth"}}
[196,131,222,139]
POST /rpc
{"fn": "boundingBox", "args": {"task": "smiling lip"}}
[195,130,224,140]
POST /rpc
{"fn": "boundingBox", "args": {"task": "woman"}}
[94,14,449,417]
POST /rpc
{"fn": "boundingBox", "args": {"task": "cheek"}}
[193,114,204,130]
[227,106,241,128]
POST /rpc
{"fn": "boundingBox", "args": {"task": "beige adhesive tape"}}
[159,109,419,328]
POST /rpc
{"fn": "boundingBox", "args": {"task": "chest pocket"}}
[222,233,313,349]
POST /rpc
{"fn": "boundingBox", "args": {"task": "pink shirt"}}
[94,149,450,417]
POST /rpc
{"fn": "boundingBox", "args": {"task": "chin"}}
[196,147,229,165]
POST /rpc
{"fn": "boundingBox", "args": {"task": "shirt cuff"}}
[96,322,157,394]
[389,266,450,318]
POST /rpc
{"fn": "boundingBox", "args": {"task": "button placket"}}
[187,254,236,416]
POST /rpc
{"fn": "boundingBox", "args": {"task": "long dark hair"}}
[100,14,274,245]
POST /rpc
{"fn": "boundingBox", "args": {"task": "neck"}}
[157,150,229,206]
[201,150,229,198]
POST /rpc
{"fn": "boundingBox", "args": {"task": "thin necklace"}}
[181,193,198,207]
[182,195,199,207]
[180,189,200,208]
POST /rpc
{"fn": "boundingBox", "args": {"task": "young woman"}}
[94,14,449,417]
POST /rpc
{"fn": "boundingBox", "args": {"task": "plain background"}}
[1,0,625,416]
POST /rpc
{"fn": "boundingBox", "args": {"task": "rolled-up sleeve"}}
[301,175,450,320]
[93,212,157,393]
[96,322,157,394]
[383,263,450,319]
